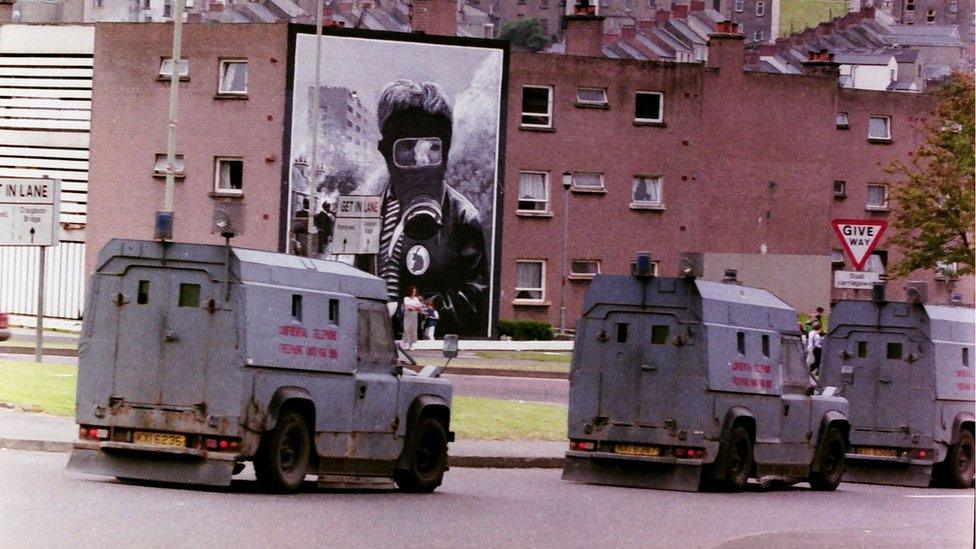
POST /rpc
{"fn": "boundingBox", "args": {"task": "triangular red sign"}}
[832,219,888,271]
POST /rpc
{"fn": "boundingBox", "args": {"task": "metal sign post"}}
[0,177,60,362]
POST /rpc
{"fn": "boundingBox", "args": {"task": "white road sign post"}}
[0,177,61,362]
[332,195,381,255]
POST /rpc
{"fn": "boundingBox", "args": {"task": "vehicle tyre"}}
[809,427,846,491]
[944,430,975,489]
[253,411,311,493]
[394,417,448,493]
[720,425,753,492]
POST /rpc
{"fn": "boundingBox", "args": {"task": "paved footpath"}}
[0,407,566,467]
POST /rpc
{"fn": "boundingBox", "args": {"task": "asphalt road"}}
[1,450,972,548]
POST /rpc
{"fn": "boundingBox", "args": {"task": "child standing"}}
[423,300,439,341]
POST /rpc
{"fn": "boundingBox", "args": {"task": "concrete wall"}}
[702,253,831,314]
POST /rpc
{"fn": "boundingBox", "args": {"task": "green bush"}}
[498,319,554,341]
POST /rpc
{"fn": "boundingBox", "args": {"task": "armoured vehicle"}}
[68,239,454,493]
[562,258,851,492]
[820,286,975,488]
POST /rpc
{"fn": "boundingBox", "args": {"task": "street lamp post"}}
[559,171,572,335]
[304,0,325,256]
[156,0,186,241]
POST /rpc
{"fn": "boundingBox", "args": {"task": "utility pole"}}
[158,0,186,240]
[304,0,325,256]
[559,171,571,335]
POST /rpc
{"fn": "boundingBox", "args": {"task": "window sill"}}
[214,93,248,100]
[156,76,190,82]
[567,274,596,281]
[835,124,849,130]
[864,205,889,212]
[633,120,666,128]
[519,125,556,133]
[629,202,665,211]
[571,187,607,194]
[153,173,186,180]
[574,102,609,110]
[867,137,892,144]
[512,299,550,307]
[209,191,244,199]
[515,210,554,218]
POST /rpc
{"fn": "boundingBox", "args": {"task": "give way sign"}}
[832,218,888,271]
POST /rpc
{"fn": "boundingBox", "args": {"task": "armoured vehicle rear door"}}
[842,331,878,430]
[874,332,914,432]
[598,312,644,424]
[779,335,813,462]
[636,313,681,425]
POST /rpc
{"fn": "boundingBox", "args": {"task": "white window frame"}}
[570,172,605,192]
[835,111,849,128]
[630,175,664,209]
[755,0,764,16]
[865,184,889,211]
[576,87,608,106]
[516,171,551,215]
[154,153,185,178]
[158,58,189,80]
[905,0,915,11]
[868,115,891,141]
[514,260,546,303]
[634,91,664,124]
[521,85,553,129]
[217,59,248,96]
[570,259,601,279]
[734,0,743,12]
[214,157,244,195]
[753,30,764,40]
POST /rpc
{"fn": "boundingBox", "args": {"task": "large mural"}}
[287,32,505,338]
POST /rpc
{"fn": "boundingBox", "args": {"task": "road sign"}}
[834,270,881,290]
[336,195,381,218]
[831,218,887,271]
[331,218,380,254]
[0,177,60,246]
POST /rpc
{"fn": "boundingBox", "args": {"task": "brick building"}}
[76,18,971,333]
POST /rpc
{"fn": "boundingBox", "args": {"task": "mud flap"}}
[843,458,933,488]
[67,447,235,487]
[562,454,704,492]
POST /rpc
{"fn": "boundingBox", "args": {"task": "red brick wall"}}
[410,0,457,36]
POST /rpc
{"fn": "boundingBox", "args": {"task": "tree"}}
[886,71,975,277]
[497,18,550,53]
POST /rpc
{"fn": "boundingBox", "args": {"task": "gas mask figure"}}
[376,80,488,336]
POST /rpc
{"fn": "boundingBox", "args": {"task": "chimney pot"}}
[565,13,607,57]
[672,4,687,18]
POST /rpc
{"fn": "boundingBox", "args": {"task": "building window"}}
[833,180,846,198]
[734,0,743,11]
[217,60,248,96]
[865,250,887,274]
[949,0,958,13]
[517,171,549,213]
[154,153,185,178]
[926,9,935,22]
[868,115,891,140]
[570,260,600,278]
[571,172,604,192]
[634,91,663,123]
[521,85,553,128]
[630,175,663,208]
[576,87,608,106]
[905,0,914,10]
[541,0,549,6]
[754,30,764,40]
[515,260,545,302]
[162,1,172,17]
[158,58,189,80]
[835,111,849,128]
[214,158,244,195]
[755,0,764,15]
[866,184,888,210]
[623,0,634,9]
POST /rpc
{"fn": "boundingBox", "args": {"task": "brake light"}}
[0,313,8,329]
[204,437,241,452]
[674,447,704,458]
[570,440,596,451]
[909,448,930,460]
[79,426,108,440]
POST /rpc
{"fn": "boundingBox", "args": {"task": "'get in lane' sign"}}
[831,218,887,271]
[0,178,60,246]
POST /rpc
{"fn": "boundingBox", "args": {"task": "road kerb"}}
[0,438,71,453]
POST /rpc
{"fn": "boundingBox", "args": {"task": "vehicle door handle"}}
[163,330,177,342]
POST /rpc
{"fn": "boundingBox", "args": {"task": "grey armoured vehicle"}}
[562,258,851,492]
[820,286,975,488]
[68,239,454,493]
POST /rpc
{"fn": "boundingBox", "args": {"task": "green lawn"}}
[415,356,569,373]
[474,351,571,364]
[0,359,76,416]
[0,339,78,350]
[780,0,849,35]
[451,396,567,441]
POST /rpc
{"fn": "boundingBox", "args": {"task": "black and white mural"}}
[287,32,505,337]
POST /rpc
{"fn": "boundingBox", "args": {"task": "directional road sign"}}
[0,177,60,246]
[831,218,887,271]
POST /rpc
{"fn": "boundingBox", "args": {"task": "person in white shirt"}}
[807,321,824,375]
[401,286,424,350]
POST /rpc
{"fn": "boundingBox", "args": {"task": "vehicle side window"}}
[650,325,668,345]
[291,294,302,321]
[178,283,200,308]
[737,332,746,355]
[761,334,770,357]
[616,323,628,343]
[781,335,810,391]
[137,280,150,304]
[886,342,902,360]
[964,347,970,366]
[857,341,868,358]
[369,309,395,361]
[329,298,340,324]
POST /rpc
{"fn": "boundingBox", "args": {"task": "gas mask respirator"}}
[387,136,447,241]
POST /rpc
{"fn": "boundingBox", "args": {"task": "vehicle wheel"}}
[945,430,975,489]
[394,417,448,493]
[809,427,846,491]
[253,411,311,493]
[720,425,753,492]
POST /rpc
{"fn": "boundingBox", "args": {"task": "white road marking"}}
[905,494,974,498]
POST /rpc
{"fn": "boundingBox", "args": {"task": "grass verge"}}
[0,340,79,350]
[780,0,849,35]
[0,359,76,416]
[451,396,566,441]
[474,351,571,363]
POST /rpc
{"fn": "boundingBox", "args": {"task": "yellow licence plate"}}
[856,447,897,457]
[133,431,186,448]
[615,444,661,457]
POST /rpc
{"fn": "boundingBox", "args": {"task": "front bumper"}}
[67,440,237,487]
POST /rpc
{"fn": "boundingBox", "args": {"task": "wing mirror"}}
[442,334,458,359]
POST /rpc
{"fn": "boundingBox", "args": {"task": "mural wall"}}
[287,32,505,337]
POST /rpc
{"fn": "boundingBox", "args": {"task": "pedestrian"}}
[401,286,424,350]
[807,320,824,375]
[423,299,439,341]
